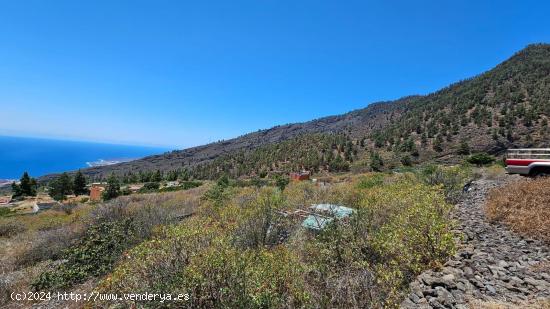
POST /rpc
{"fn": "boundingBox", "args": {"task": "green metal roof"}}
[302,215,333,230]
[301,204,355,230]
[309,203,355,218]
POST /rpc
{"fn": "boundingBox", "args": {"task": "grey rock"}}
[463,266,474,278]
[498,260,509,268]
[485,284,496,295]
[409,293,420,304]
[435,286,455,306]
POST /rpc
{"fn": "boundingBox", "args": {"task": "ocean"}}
[0,135,170,180]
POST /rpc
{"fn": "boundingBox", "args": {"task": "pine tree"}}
[457,139,470,155]
[12,172,37,198]
[369,151,384,172]
[48,172,73,201]
[73,170,88,195]
[433,135,444,152]
[103,174,121,201]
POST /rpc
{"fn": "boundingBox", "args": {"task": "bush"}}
[304,179,456,307]
[274,174,289,191]
[96,219,219,308]
[418,165,472,203]
[0,207,13,217]
[138,182,160,193]
[466,152,495,166]
[98,216,309,308]
[401,154,413,166]
[32,219,134,290]
[357,173,384,189]
[182,244,309,308]
[16,226,82,267]
[232,188,288,249]
[0,221,26,237]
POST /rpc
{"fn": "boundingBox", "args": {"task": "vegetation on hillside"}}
[1,152,478,308]
[369,44,550,159]
[191,133,357,179]
[22,168,464,308]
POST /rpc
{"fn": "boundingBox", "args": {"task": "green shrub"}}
[274,174,289,191]
[401,154,413,166]
[466,152,495,166]
[97,219,219,308]
[357,173,384,189]
[182,243,309,308]
[418,164,472,203]
[32,219,134,290]
[0,207,13,217]
[305,179,456,307]
[139,182,160,193]
[232,188,287,249]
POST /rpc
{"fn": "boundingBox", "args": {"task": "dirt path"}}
[402,175,550,309]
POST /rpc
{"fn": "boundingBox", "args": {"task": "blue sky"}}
[0,0,549,148]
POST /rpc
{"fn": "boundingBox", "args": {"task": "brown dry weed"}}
[485,177,550,243]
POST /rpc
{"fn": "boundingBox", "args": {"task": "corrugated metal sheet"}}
[302,204,355,230]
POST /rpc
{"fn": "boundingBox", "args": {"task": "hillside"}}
[44,97,411,181]
[371,43,550,161]
[44,44,550,181]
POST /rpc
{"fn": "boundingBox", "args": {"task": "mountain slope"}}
[370,43,550,160]
[53,97,412,181]
[42,44,550,181]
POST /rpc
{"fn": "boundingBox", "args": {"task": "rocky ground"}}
[402,175,550,308]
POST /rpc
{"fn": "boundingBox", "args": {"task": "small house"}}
[89,183,106,201]
[290,171,310,181]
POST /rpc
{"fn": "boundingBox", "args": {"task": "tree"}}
[12,171,37,199]
[466,153,495,166]
[103,174,121,201]
[73,170,88,195]
[421,133,428,146]
[48,173,73,201]
[274,175,289,191]
[433,135,444,152]
[457,139,470,155]
[151,170,163,182]
[370,151,384,172]
[216,175,230,188]
[401,155,412,166]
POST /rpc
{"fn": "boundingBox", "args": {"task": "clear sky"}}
[0,0,549,148]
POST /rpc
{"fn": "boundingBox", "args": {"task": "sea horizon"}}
[0,135,171,179]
